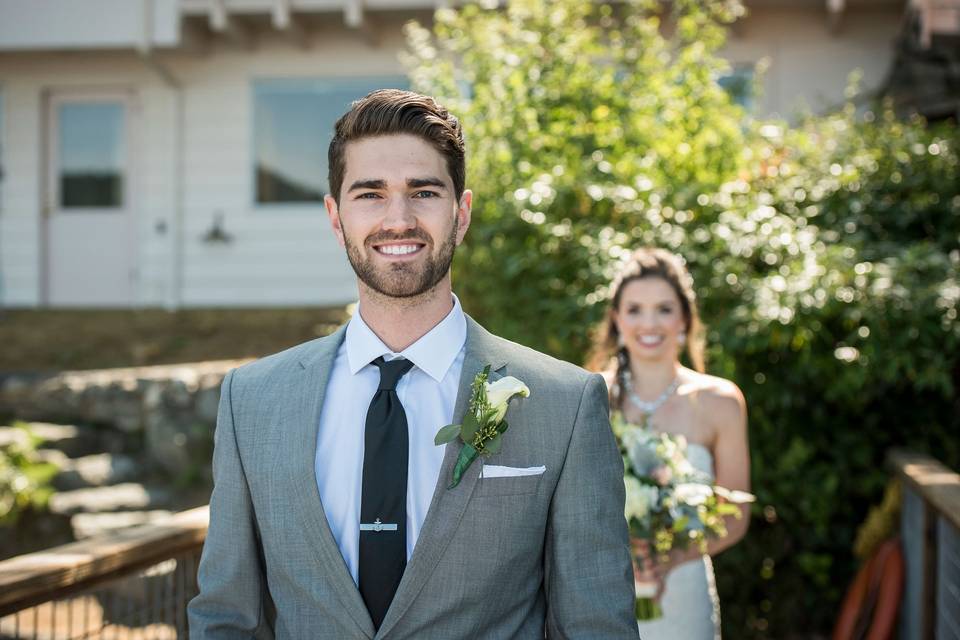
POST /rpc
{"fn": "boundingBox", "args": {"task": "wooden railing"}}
[889,449,960,640]
[0,506,208,639]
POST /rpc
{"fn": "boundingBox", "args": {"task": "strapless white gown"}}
[637,442,721,640]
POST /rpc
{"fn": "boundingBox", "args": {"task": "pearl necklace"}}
[621,369,681,427]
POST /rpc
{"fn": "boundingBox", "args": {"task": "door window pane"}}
[718,66,755,111]
[58,102,125,208]
[253,77,407,205]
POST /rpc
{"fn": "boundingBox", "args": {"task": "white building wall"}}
[0,20,412,308]
[0,74,42,306]
[0,0,180,50]
[169,23,411,307]
[0,52,177,308]
[0,8,908,309]
[723,5,904,116]
[137,81,178,307]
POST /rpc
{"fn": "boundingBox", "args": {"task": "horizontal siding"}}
[0,80,41,305]
[1,7,902,307]
[3,54,197,306]
[181,283,358,306]
[168,35,406,307]
[719,6,901,115]
[182,261,352,280]
[0,243,38,263]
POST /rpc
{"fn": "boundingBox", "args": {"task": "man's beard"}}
[343,221,458,299]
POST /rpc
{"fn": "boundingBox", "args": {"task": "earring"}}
[678,332,687,346]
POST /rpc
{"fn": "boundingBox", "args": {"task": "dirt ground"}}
[0,307,349,372]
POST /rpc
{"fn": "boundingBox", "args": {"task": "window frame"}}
[54,98,129,211]
[250,76,408,212]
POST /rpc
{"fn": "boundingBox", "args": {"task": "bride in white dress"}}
[588,247,752,640]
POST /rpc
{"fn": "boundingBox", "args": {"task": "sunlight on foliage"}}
[405,0,959,636]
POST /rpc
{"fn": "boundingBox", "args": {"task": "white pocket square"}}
[481,465,546,478]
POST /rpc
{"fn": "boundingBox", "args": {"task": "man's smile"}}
[371,242,427,259]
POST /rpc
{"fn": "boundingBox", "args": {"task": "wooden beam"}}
[888,449,960,532]
[344,0,379,45]
[345,0,364,29]
[208,0,254,49]
[273,0,309,48]
[0,507,209,617]
[209,0,228,31]
[272,0,292,28]
[826,0,845,33]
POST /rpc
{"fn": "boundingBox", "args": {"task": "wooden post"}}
[920,497,936,640]
[888,449,960,640]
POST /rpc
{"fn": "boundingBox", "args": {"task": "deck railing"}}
[0,506,208,639]
[890,449,960,640]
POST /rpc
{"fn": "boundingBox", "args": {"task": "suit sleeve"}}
[544,373,639,638]
[188,369,275,639]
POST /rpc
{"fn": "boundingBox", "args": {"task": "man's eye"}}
[413,190,439,198]
[356,192,381,199]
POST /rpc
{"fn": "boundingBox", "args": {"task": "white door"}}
[45,90,136,306]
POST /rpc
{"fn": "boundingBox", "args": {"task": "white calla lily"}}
[674,482,714,507]
[485,376,531,422]
[713,486,756,503]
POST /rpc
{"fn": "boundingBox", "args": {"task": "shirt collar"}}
[345,295,467,383]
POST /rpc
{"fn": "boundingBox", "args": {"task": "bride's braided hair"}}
[586,247,705,410]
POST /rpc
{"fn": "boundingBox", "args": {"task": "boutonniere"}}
[434,365,530,489]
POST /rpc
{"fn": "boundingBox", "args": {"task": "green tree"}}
[405,0,959,636]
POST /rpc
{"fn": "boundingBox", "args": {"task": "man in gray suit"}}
[188,89,638,639]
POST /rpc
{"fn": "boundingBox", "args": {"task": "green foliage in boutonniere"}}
[434,365,530,488]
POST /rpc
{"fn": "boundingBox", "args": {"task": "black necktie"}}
[359,356,415,629]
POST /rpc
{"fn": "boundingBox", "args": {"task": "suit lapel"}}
[376,317,507,638]
[289,324,376,639]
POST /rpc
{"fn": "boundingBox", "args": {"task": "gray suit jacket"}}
[188,316,638,639]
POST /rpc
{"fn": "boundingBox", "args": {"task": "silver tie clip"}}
[360,518,398,532]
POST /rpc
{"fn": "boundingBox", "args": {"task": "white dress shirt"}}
[315,296,467,584]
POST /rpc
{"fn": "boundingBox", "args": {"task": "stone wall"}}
[0,360,251,475]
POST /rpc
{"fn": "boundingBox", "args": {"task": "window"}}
[718,65,755,111]
[58,101,126,208]
[253,77,408,205]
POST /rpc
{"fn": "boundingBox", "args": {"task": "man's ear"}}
[454,189,473,246]
[325,194,346,248]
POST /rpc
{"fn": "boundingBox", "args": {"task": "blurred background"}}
[0,0,957,638]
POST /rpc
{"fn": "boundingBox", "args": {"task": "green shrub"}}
[0,422,60,527]
[405,0,959,636]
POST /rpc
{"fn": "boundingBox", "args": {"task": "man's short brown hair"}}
[327,89,466,204]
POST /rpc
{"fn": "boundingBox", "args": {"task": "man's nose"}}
[381,196,416,232]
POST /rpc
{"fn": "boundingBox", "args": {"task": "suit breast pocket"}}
[474,472,543,498]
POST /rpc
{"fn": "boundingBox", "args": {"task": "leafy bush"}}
[405,0,959,636]
[0,423,59,527]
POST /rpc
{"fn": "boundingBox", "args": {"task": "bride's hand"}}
[630,539,666,600]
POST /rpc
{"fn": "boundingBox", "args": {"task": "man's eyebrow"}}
[408,177,447,190]
[347,179,386,192]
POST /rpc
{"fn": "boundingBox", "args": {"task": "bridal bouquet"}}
[611,412,755,620]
